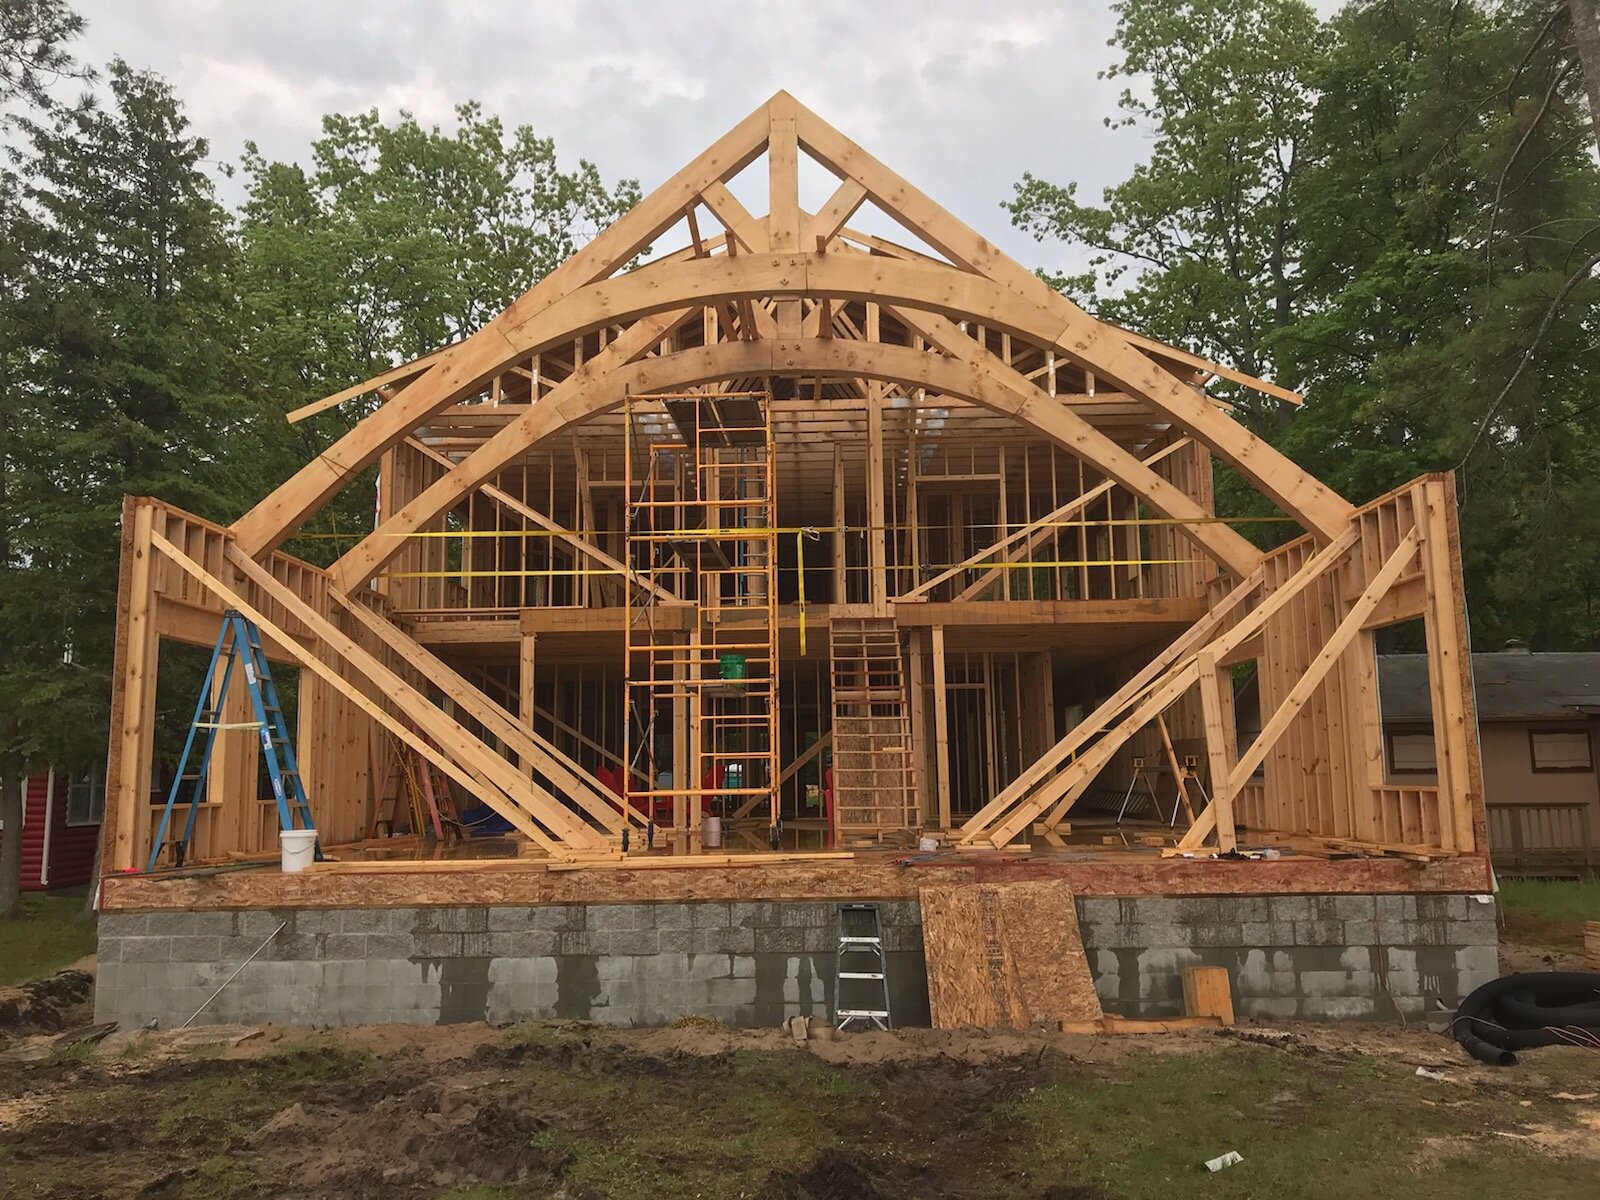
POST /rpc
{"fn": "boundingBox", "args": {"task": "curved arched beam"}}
[482,256,1349,536]
[330,337,1261,593]
[237,92,1343,557]
[305,253,1348,569]
[243,254,1348,561]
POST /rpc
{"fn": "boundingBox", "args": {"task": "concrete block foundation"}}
[95,892,1498,1030]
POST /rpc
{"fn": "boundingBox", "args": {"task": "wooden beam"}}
[885,306,1257,579]
[810,178,868,247]
[332,590,629,834]
[1231,531,1421,796]
[105,501,159,872]
[518,631,537,775]
[768,93,803,341]
[956,568,1265,842]
[231,99,771,555]
[1196,651,1237,852]
[791,98,1347,533]
[898,439,1189,602]
[779,730,832,787]
[285,349,448,424]
[1110,324,1302,406]
[700,181,768,255]
[865,343,889,614]
[832,441,848,603]
[149,533,585,860]
[218,542,611,852]
[1178,530,1421,852]
[1155,713,1196,826]
[967,527,1362,846]
[405,438,672,602]
[932,625,952,829]
[330,334,1259,592]
[332,308,694,591]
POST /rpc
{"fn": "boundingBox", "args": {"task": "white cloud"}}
[72,0,1138,272]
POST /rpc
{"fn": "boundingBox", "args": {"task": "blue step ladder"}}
[147,610,320,871]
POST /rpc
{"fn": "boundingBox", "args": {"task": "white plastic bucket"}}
[701,815,723,849]
[280,829,318,873]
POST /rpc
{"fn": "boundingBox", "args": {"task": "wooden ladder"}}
[829,615,918,837]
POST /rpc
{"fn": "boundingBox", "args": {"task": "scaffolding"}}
[623,390,781,840]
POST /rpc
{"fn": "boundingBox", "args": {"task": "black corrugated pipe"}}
[1452,972,1600,1066]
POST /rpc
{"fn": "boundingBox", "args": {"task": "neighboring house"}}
[1379,649,1600,876]
[0,767,104,891]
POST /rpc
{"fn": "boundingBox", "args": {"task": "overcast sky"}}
[71,1,1156,277]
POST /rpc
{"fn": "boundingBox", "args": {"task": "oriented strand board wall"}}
[919,879,1103,1029]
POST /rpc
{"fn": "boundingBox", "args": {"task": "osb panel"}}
[920,880,1102,1030]
[99,852,1492,912]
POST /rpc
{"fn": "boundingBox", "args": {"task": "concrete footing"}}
[94,892,1498,1030]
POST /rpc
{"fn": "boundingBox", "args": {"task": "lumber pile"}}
[919,879,1103,1030]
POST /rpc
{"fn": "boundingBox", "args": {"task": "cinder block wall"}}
[95,893,1497,1030]
[1076,894,1498,1021]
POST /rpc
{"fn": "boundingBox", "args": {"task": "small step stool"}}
[834,902,892,1031]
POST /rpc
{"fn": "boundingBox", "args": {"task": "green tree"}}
[1010,0,1600,649]
[1279,1,1600,648]
[0,0,84,122]
[1007,0,1325,433]
[0,0,93,918]
[0,59,253,805]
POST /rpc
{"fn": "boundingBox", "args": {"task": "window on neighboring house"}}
[66,764,105,826]
[1529,729,1593,773]
[1387,730,1437,775]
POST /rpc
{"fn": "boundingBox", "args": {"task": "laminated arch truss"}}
[102,93,1487,869]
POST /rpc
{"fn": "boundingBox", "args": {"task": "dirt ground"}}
[2,1008,1598,1199]
[1,935,1596,1199]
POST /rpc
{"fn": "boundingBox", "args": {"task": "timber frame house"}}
[101,93,1487,875]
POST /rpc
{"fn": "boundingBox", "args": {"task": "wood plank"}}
[919,880,1102,1029]
[1058,1016,1225,1035]
[932,625,952,829]
[99,851,1494,911]
[333,590,629,834]
[1181,965,1235,1024]
[1196,652,1238,853]
[107,502,159,872]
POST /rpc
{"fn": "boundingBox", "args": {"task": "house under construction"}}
[94,94,1497,1031]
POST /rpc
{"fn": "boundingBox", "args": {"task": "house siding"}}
[9,774,49,890]
[1383,715,1600,872]
[2,771,101,892]
[48,770,101,890]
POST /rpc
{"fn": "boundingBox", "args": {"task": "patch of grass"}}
[1001,1043,1595,1200]
[189,1153,263,1199]
[120,1033,161,1061]
[0,887,97,986]
[1498,877,1599,951]
[6,1031,1598,1200]
[45,1038,97,1066]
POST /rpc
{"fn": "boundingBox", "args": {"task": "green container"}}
[719,653,747,681]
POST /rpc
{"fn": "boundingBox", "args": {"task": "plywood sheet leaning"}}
[919,879,1103,1030]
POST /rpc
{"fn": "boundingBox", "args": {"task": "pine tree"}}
[0,0,93,917]
[1,59,253,791]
